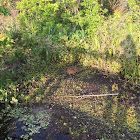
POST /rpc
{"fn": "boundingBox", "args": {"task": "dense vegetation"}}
[0,0,140,139]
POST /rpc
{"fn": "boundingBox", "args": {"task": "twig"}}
[60,93,119,98]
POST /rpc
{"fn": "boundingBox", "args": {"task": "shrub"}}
[0,34,14,63]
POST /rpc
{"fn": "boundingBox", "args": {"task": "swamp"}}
[0,0,140,139]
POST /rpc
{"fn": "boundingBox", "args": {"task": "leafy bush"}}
[0,5,11,16]
[9,29,38,49]
[16,0,139,85]
[0,34,14,63]
[17,0,59,36]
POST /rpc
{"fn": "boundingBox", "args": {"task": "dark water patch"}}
[7,123,70,140]
[0,104,70,140]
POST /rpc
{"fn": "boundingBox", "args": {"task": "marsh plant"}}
[1,106,51,139]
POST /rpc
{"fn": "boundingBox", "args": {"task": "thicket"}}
[0,0,140,104]
[17,0,140,83]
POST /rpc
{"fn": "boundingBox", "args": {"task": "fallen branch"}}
[60,93,119,98]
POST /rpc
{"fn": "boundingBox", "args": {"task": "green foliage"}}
[0,81,18,107]
[9,29,38,49]
[30,45,63,68]
[0,0,139,112]
[15,0,139,85]
[16,0,104,41]
[0,34,14,62]
[80,0,103,34]
[0,6,11,16]
[14,48,26,62]
[17,0,59,35]
[0,1,139,138]
[19,110,51,138]
[1,106,51,139]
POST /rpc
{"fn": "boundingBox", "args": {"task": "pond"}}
[0,67,140,139]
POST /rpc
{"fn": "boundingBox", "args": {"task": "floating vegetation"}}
[1,106,51,139]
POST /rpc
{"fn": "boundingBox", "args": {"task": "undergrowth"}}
[0,0,140,139]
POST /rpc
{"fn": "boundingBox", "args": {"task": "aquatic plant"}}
[1,106,51,139]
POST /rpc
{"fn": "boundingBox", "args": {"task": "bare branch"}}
[59,93,119,98]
